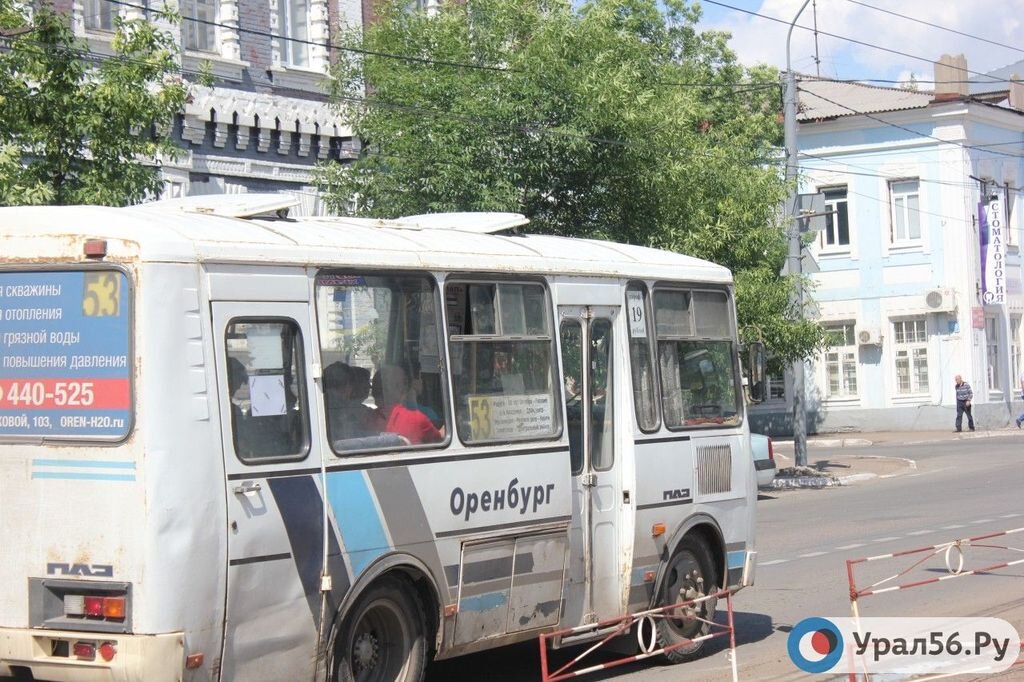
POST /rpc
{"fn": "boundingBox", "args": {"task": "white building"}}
[751,56,1024,435]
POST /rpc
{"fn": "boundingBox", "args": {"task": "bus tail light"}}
[98,642,117,662]
[72,642,95,660]
[102,597,125,619]
[63,594,126,621]
[767,437,774,462]
[63,594,85,616]
[83,596,104,617]
[33,579,131,632]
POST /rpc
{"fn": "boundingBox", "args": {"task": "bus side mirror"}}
[747,342,767,403]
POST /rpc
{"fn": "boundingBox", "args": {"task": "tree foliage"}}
[0,0,186,206]
[317,0,825,362]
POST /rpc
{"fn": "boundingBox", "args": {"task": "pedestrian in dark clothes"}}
[954,374,975,432]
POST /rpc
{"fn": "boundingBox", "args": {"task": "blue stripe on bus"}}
[32,459,135,469]
[31,472,135,482]
[727,550,746,569]
[460,591,508,612]
[325,470,390,576]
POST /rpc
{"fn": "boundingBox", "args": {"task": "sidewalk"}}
[767,426,1018,489]
[772,426,1020,449]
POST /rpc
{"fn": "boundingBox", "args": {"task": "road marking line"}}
[836,543,865,550]
[942,524,965,529]
[1002,513,1021,519]
[799,551,827,558]
[907,530,933,536]
[971,519,994,524]
[873,537,901,543]
[759,559,789,566]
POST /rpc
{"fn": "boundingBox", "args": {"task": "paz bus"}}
[0,194,761,682]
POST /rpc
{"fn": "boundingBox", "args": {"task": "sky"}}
[695,0,1024,88]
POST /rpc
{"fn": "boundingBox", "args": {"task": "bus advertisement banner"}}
[0,270,131,439]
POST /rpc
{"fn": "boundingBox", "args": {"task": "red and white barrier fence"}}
[538,589,738,682]
[844,526,1024,681]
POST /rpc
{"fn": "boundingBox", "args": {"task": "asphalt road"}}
[428,435,1024,682]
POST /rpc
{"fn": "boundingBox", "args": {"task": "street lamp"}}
[785,0,811,467]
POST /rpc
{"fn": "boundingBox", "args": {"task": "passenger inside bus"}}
[372,364,445,445]
[323,362,385,442]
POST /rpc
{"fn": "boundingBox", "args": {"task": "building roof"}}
[969,58,1024,96]
[797,77,933,122]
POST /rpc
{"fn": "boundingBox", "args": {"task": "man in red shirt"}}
[375,365,444,445]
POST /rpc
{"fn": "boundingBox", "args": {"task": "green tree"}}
[317,0,825,362]
[0,0,186,206]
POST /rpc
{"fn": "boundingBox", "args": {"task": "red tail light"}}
[83,597,104,617]
[73,642,96,660]
[767,437,774,461]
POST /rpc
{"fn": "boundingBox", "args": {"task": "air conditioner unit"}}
[925,287,956,313]
[856,328,882,346]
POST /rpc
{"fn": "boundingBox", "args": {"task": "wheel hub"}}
[353,631,379,671]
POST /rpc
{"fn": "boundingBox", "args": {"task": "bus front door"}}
[213,301,325,681]
[559,305,623,625]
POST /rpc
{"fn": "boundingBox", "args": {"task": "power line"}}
[102,0,520,73]
[700,0,1005,84]
[816,76,1018,86]
[797,87,1024,161]
[3,33,784,168]
[798,150,1024,197]
[845,0,1024,57]
[96,0,792,92]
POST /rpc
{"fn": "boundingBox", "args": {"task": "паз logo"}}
[788,617,844,673]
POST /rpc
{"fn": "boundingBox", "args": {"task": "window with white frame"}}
[819,187,850,250]
[83,0,116,31]
[986,316,1001,391]
[182,0,217,52]
[822,323,857,399]
[893,318,928,395]
[276,0,310,67]
[890,179,921,243]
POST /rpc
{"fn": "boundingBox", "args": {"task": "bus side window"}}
[225,319,310,461]
[448,280,560,446]
[315,272,450,454]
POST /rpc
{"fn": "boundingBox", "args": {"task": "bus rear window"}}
[0,270,132,440]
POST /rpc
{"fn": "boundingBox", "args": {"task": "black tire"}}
[654,535,719,663]
[333,576,428,682]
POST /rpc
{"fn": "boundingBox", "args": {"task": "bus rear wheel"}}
[654,536,718,663]
[333,576,428,682]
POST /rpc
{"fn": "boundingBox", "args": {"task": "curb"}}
[773,437,873,449]
[772,429,1019,450]
[769,476,844,489]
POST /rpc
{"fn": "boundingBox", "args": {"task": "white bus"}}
[0,194,759,682]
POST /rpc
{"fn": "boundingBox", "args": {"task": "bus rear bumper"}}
[0,628,184,682]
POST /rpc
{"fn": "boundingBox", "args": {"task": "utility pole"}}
[812,0,821,77]
[786,0,811,468]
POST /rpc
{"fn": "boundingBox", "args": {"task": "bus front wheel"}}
[654,536,718,663]
[333,575,428,682]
